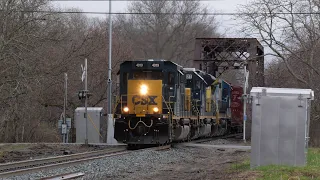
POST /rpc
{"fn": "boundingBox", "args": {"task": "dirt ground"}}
[0,143,117,163]
[143,150,250,179]
[110,138,255,180]
[141,144,253,179]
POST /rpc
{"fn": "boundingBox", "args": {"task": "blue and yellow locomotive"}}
[114,59,236,147]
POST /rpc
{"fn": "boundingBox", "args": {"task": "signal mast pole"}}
[63,73,68,143]
[243,64,249,143]
[85,58,88,145]
[106,0,114,145]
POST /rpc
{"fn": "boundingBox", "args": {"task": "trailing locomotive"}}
[114,59,243,147]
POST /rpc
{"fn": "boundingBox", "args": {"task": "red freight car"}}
[230,85,244,133]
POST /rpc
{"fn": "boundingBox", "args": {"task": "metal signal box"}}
[250,87,314,168]
[74,107,106,144]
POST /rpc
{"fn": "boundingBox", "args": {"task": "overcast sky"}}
[51,0,274,64]
[51,0,249,37]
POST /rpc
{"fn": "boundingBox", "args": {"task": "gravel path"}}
[5,139,250,180]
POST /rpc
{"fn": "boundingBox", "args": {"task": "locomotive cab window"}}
[180,73,185,83]
[222,88,229,101]
[122,72,128,85]
[133,71,163,80]
[186,79,192,88]
[168,72,175,85]
[196,81,201,89]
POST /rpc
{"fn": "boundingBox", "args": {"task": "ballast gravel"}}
[205,138,247,145]
[6,148,186,180]
[5,139,250,180]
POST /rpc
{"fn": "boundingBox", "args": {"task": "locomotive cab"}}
[182,68,216,116]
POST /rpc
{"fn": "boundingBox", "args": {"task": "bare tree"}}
[237,0,320,146]
[33,13,134,142]
[0,0,134,142]
[237,0,320,87]
[116,0,220,66]
[0,0,59,142]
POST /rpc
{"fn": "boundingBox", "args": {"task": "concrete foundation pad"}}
[106,114,119,145]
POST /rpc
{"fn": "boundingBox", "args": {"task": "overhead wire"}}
[0,0,317,16]
[49,0,225,1]
[0,9,319,16]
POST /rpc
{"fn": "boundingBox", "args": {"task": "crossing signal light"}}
[78,90,92,100]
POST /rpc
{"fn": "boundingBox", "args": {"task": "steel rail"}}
[40,172,85,180]
[150,144,171,151]
[0,147,126,172]
[0,145,171,179]
[188,133,243,144]
[0,151,129,178]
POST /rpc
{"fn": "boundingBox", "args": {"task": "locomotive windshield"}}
[132,71,163,80]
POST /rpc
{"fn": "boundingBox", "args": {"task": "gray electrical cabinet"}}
[74,107,106,144]
[250,87,314,168]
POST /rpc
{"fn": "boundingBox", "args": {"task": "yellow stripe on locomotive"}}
[184,88,191,111]
[206,86,212,112]
[122,79,163,116]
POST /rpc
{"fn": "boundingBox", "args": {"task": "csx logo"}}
[132,95,158,105]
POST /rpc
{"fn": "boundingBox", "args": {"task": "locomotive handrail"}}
[167,95,174,141]
[112,96,120,114]
[128,118,153,130]
[163,96,173,114]
[168,96,175,114]
[191,99,200,116]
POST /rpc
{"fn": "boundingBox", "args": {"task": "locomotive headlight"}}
[153,107,159,113]
[140,84,148,95]
[123,107,129,113]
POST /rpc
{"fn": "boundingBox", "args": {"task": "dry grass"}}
[229,148,320,180]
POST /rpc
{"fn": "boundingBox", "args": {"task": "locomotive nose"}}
[136,125,145,136]
[127,80,163,115]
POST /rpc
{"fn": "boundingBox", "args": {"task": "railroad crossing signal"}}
[78,90,92,100]
[81,64,86,82]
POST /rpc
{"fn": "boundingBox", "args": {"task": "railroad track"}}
[0,145,171,179]
[0,133,236,179]
[188,133,243,144]
[40,172,85,180]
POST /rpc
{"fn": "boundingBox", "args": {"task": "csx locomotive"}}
[114,60,243,147]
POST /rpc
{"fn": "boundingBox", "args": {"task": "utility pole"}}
[84,58,88,145]
[108,0,112,116]
[106,0,114,145]
[63,73,68,143]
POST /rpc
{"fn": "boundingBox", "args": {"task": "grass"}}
[230,148,320,180]
[0,144,31,158]
[0,144,30,152]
